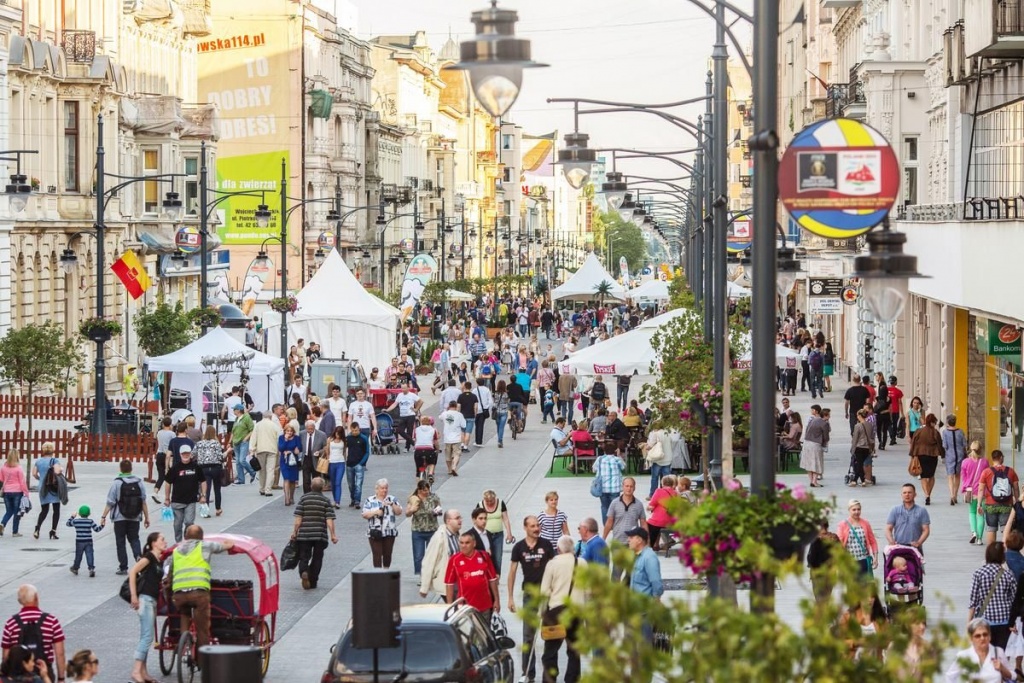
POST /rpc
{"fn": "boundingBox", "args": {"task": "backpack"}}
[992,467,1014,505]
[14,613,49,672]
[591,382,607,401]
[118,479,145,519]
[808,350,823,370]
[43,458,59,494]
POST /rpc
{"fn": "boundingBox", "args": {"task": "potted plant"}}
[676,481,831,582]
[78,316,123,342]
[268,295,299,314]
[187,305,222,329]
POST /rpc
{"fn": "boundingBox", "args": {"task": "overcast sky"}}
[351,0,752,200]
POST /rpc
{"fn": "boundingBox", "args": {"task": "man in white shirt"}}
[439,379,461,417]
[550,417,572,456]
[472,379,493,447]
[286,376,307,404]
[386,383,422,452]
[348,389,377,435]
[439,401,467,476]
[222,387,243,433]
[326,385,348,426]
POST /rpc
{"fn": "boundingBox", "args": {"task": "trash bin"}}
[199,644,262,683]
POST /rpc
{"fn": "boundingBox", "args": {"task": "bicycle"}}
[509,404,525,441]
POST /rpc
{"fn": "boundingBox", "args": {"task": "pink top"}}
[0,464,30,495]
[837,519,879,555]
[961,456,989,494]
[647,486,677,528]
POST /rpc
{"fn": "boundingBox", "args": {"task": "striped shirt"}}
[66,516,103,542]
[537,510,568,544]
[293,492,336,544]
[1,607,66,664]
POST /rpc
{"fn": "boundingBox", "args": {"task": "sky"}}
[350,0,753,208]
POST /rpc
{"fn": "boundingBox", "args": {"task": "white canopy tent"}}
[727,281,752,298]
[735,343,802,369]
[551,253,627,302]
[148,328,286,415]
[440,289,475,302]
[264,250,401,373]
[559,308,694,376]
[627,278,670,301]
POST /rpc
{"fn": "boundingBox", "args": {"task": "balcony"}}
[944,21,978,85]
[824,81,866,119]
[61,30,95,63]
[966,0,1024,58]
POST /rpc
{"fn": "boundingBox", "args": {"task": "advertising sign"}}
[198,0,296,245]
[399,254,437,322]
[976,318,1023,357]
[809,297,843,315]
[809,278,844,297]
[778,118,901,239]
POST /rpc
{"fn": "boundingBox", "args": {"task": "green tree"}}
[134,300,195,357]
[0,322,82,474]
[603,211,648,274]
[593,279,616,308]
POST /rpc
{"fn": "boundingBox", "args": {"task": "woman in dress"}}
[278,425,302,506]
[537,491,570,545]
[945,618,1017,682]
[361,478,403,568]
[193,425,226,517]
[836,498,878,577]
[800,407,830,488]
[907,396,924,438]
[32,442,63,540]
[288,345,300,382]
[909,413,943,505]
[128,531,167,683]
[0,449,30,536]
[963,440,990,545]
[326,426,347,509]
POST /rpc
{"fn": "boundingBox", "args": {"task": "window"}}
[143,149,160,213]
[502,167,512,183]
[502,134,512,150]
[63,102,79,191]
[902,136,918,206]
[904,136,918,162]
[184,156,199,216]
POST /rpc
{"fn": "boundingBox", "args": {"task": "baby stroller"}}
[373,412,400,454]
[843,454,877,486]
[882,544,924,615]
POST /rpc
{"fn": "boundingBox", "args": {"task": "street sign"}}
[778,118,901,240]
[809,297,842,314]
[841,286,859,305]
[809,278,844,296]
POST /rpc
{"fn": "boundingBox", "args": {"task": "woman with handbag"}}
[539,536,586,683]
[194,426,226,517]
[324,426,347,509]
[849,409,875,487]
[0,449,30,537]
[361,478,403,568]
[968,542,1019,649]
[31,442,64,540]
[278,425,302,506]
[909,413,943,505]
[836,499,878,578]
[963,440,990,545]
[127,532,167,683]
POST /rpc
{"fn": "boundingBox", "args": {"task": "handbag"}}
[590,473,603,498]
[315,454,330,475]
[908,456,922,477]
[280,539,300,571]
[119,578,133,603]
[18,496,31,517]
[541,558,577,641]
[249,455,262,472]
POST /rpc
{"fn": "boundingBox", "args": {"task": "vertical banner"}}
[197,0,296,245]
[241,256,273,316]
[400,254,438,322]
[619,256,630,284]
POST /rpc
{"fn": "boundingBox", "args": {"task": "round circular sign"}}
[841,286,859,305]
[175,226,201,254]
[778,118,901,239]
[810,280,825,295]
[317,231,334,249]
[998,325,1022,344]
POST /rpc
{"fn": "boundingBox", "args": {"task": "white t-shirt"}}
[287,384,307,403]
[395,392,418,417]
[550,427,571,454]
[439,386,461,415]
[439,409,467,444]
[223,395,243,422]
[349,400,375,429]
[327,396,348,423]
[328,439,346,463]
[414,425,437,449]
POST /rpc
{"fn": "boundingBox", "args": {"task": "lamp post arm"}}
[576,107,702,139]
[616,153,696,174]
[547,94,710,111]
[101,173,186,214]
[675,0,753,77]
[203,190,266,221]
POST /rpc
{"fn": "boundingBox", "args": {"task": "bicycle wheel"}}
[511,418,518,440]
[255,618,272,676]
[158,620,176,675]
[177,631,197,683]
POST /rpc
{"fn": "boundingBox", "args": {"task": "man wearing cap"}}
[123,364,140,399]
[164,444,205,543]
[100,459,150,576]
[231,405,257,485]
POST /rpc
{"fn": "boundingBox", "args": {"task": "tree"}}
[134,300,196,411]
[602,211,649,275]
[593,279,616,309]
[0,322,82,474]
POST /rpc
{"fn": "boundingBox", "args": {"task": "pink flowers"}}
[725,478,741,491]
[792,484,808,500]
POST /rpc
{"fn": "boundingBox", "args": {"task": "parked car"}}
[321,601,515,683]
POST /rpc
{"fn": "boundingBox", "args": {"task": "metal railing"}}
[62,30,96,63]
[998,0,1024,36]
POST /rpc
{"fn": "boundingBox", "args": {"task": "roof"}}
[551,253,627,301]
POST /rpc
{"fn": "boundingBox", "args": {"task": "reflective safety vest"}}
[171,543,211,592]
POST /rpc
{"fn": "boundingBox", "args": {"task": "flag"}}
[111,250,151,300]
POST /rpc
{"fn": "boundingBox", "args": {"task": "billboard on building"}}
[198,0,298,245]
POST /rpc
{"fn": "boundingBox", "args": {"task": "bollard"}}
[145,452,155,483]
[199,644,263,683]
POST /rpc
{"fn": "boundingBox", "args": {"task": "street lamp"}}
[555,130,597,190]
[853,219,925,324]
[601,171,628,210]
[1,150,38,213]
[445,1,547,118]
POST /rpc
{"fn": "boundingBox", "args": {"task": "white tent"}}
[735,344,802,370]
[727,281,752,298]
[551,253,628,302]
[627,279,670,301]
[148,327,286,415]
[559,308,694,376]
[441,289,475,302]
[264,250,401,373]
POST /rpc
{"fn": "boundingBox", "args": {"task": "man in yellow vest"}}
[123,365,140,400]
[169,525,233,650]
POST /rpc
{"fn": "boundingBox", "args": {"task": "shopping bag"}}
[198,503,211,518]
[281,539,300,571]
[161,506,174,522]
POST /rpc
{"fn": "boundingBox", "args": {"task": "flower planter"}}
[769,523,817,562]
[86,329,112,343]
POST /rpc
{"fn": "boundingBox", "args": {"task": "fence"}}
[0,395,157,421]
[1,430,159,482]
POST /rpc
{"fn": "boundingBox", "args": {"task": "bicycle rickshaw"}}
[155,534,279,683]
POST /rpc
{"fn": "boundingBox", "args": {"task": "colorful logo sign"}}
[317,232,334,249]
[399,253,437,322]
[593,363,616,374]
[399,238,415,251]
[778,118,901,239]
[175,226,202,254]
[977,319,1023,357]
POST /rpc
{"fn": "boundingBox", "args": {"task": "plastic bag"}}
[18,496,31,517]
[198,503,211,518]
[280,539,299,571]
[161,506,174,522]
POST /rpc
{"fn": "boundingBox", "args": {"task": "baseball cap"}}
[625,527,649,543]
[233,405,245,413]
[180,445,193,455]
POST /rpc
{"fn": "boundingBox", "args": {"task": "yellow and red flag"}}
[111,250,151,300]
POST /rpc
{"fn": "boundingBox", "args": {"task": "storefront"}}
[975,316,1024,466]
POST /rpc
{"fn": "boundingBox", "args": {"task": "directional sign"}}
[778,118,901,239]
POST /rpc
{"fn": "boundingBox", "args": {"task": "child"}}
[542,388,556,424]
[501,345,513,374]
[885,555,916,592]
[67,505,104,577]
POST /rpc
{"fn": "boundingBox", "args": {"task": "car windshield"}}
[337,629,460,674]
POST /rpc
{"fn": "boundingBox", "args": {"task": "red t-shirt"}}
[888,386,904,414]
[979,465,1020,506]
[445,550,497,612]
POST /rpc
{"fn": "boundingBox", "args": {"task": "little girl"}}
[885,556,916,593]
